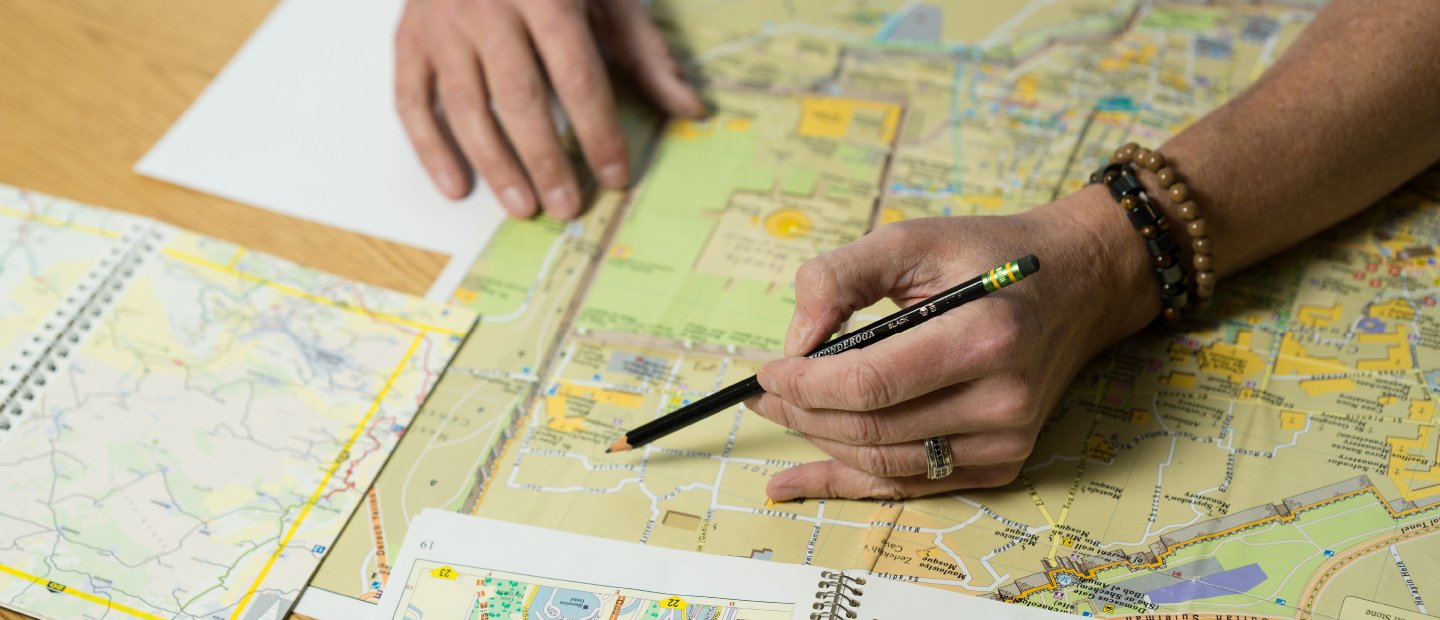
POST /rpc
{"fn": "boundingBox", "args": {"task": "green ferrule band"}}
[983,260,1024,292]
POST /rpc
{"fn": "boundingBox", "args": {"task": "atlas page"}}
[377,510,1068,619]
[0,185,475,620]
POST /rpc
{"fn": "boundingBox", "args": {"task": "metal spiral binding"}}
[0,222,161,440]
[810,570,865,620]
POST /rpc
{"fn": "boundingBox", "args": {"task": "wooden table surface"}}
[0,0,446,297]
[0,1,438,618]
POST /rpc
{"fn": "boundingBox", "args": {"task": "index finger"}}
[756,302,1013,412]
[784,223,947,357]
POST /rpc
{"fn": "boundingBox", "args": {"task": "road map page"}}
[0,185,476,620]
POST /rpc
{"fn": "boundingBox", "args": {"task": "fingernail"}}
[767,479,797,503]
[544,185,578,217]
[436,169,461,198]
[742,395,764,415]
[785,316,812,356]
[756,368,775,393]
[500,187,530,216]
[598,162,627,188]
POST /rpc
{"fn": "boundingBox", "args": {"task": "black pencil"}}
[606,255,1040,453]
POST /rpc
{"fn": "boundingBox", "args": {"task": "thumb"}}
[767,460,903,501]
[593,0,707,117]
[784,227,923,356]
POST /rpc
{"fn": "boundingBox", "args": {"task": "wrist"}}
[1022,185,1160,355]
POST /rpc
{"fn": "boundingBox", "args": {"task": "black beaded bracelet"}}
[1088,162,1191,321]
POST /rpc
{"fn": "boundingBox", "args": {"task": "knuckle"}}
[839,413,884,446]
[463,0,499,17]
[490,73,547,113]
[866,477,910,500]
[437,82,484,114]
[589,137,626,168]
[993,379,1038,426]
[555,66,605,97]
[990,433,1035,463]
[999,388,1035,421]
[529,0,584,31]
[972,323,1020,360]
[794,257,830,290]
[876,217,923,245]
[395,17,423,49]
[777,367,811,408]
[395,87,427,116]
[429,0,466,25]
[469,151,514,182]
[841,357,895,410]
[852,445,900,478]
[533,0,576,11]
[772,398,801,432]
[976,463,1023,489]
[524,151,569,183]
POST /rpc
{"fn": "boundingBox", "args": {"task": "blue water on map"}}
[529,586,602,619]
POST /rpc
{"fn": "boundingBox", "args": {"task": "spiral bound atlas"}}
[0,220,162,441]
[811,570,867,619]
[0,183,477,620]
[375,511,1072,620]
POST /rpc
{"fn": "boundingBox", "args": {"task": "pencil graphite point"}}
[607,436,632,453]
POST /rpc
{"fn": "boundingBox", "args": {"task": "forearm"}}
[1155,0,1440,277]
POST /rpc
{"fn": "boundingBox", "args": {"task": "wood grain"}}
[0,1,442,618]
[0,0,447,296]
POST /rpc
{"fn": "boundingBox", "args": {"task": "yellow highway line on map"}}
[521,582,540,617]
[223,248,247,270]
[1020,475,1059,559]
[162,249,467,338]
[0,561,165,620]
[228,330,426,620]
[0,205,122,239]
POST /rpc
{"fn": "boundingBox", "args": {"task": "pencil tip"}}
[608,437,632,453]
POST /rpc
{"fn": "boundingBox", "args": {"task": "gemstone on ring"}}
[924,436,953,480]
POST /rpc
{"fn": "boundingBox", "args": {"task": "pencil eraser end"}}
[1018,254,1040,276]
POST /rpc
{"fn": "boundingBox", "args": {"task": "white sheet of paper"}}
[136,0,504,302]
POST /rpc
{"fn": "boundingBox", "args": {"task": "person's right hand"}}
[744,188,1164,500]
[395,0,706,219]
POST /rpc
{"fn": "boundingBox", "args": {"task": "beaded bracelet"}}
[1089,162,1190,320]
[1110,143,1217,303]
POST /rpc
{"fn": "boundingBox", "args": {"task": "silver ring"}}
[924,436,954,480]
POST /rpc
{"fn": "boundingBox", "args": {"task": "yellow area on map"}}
[545,383,645,432]
[1196,331,1264,383]
[1412,400,1437,423]
[1387,424,1440,501]
[797,96,900,143]
[1358,326,1414,370]
[764,208,813,239]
